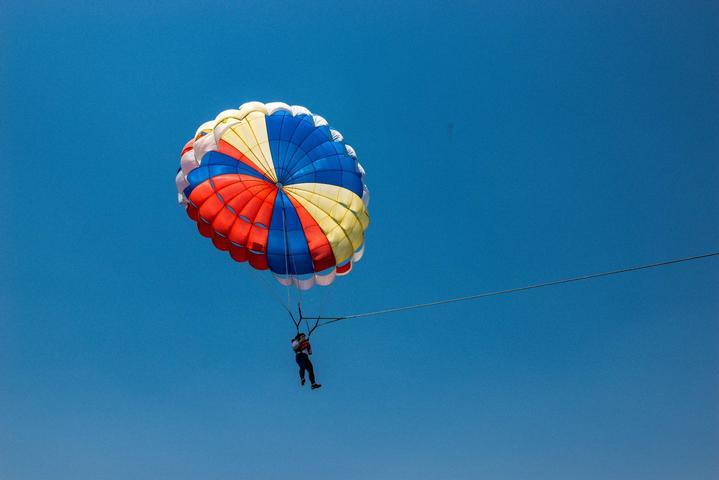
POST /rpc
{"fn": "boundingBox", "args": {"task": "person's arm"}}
[307,342,313,355]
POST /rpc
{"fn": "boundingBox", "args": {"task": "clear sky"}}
[2,1,718,479]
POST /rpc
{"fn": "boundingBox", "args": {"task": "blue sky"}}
[2,1,718,479]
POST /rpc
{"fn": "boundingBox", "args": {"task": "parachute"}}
[174,103,719,333]
[175,101,370,291]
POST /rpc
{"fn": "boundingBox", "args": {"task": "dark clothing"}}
[295,352,316,384]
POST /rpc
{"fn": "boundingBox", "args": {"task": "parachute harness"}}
[288,303,320,337]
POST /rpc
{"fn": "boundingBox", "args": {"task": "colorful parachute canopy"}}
[176,101,370,289]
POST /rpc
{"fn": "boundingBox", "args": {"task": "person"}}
[291,333,321,389]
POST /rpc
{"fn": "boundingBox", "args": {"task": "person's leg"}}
[295,355,306,382]
[306,358,316,385]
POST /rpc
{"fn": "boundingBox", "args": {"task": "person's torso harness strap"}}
[292,339,311,354]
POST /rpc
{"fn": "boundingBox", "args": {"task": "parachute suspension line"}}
[308,280,335,337]
[308,318,320,337]
[299,302,308,333]
[296,303,320,337]
[316,251,719,327]
[303,308,311,334]
[287,308,300,333]
[317,281,333,321]
[247,268,293,318]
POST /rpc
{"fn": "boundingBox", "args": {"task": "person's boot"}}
[311,383,322,389]
[301,378,306,386]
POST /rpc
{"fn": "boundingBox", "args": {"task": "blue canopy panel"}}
[266,111,317,183]
[265,112,363,197]
[266,190,315,275]
[288,151,364,198]
[183,151,269,199]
